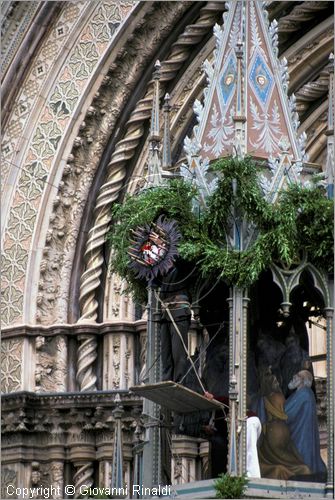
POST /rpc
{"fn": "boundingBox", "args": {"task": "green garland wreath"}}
[107,157,333,300]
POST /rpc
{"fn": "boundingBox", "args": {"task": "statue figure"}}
[256,330,286,387]
[285,370,326,479]
[257,368,311,480]
[280,331,313,397]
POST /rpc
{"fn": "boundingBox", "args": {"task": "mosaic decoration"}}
[1,1,135,326]
[1,339,23,393]
[1,2,87,194]
[128,216,181,281]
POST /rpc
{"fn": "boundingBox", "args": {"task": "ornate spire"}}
[233,36,246,158]
[183,0,308,202]
[325,53,334,199]
[145,60,162,188]
[162,93,172,170]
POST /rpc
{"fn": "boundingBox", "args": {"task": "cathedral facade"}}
[1,1,334,498]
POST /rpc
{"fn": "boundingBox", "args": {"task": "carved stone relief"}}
[33,1,190,326]
[1,466,18,499]
[35,335,67,392]
[50,462,64,500]
[30,461,51,497]
[111,335,120,390]
[103,332,136,390]
[104,272,135,322]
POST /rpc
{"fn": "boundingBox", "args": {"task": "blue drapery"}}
[285,387,326,474]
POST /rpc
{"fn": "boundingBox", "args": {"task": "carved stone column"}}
[76,333,97,391]
[199,440,210,480]
[48,431,66,499]
[171,435,202,484]
[68,432,95,499]
[96,430,114,490]
[325,306,334,497]
[227,288,249,476]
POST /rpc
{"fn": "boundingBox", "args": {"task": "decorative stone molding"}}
[1,321,143,339]
[296,69,330,114]
[278,2,331,38]
[1,391,142,495]
[1,390,142,416]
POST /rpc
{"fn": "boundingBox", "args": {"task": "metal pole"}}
[142,285,161,494]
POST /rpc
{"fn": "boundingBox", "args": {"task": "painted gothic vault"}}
[1,1,334,499]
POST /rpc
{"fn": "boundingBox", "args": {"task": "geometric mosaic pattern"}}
[1,339,23,392]
[1,1,134,326]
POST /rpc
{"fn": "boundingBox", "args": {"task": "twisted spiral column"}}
[278,2,328,34]
[73,462,94,499]
[79,1,225,322]
[76,334,98,391]
[295,68,329,114]
[77,1,226,391]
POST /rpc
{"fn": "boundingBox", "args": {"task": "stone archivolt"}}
[1,2,332,328]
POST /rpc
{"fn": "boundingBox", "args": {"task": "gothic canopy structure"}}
[1,0,334,498]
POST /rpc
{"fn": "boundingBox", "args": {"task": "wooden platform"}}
[129,381,224,413]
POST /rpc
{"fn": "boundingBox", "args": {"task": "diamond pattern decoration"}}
[249,51,274,108]
[219,51,237,108]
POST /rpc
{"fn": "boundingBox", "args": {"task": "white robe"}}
[246,416,262,478]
